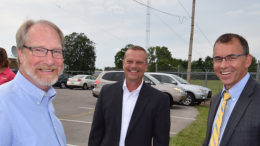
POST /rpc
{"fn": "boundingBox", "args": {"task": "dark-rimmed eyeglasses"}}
[213,54,246,64]
[23,45,64,59]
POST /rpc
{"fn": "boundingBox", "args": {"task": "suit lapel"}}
[126,83,150,137]
[114,82,124,139]
[206,92,222,143]
[220,77,255,145]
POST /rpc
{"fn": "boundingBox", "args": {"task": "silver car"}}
[67,74,95,90]
[92,71,186,106]
[147,72,212,106]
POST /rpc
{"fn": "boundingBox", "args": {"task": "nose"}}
[219,59,228,68]
[44,51,55,65]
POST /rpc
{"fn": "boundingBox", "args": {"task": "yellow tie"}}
[209,92,231,146]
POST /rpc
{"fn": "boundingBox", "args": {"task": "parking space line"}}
[170,132,177,135]
[67,144,78,146]
[79,106,95,110]
[60,118,92,124]
[58,110,94,119]
[171,116,196,121]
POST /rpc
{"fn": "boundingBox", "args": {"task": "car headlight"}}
[196,89,207,94]
[174,87,184,93]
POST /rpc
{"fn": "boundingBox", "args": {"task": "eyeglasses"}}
[23,45,64,59]
[213,54,246,64]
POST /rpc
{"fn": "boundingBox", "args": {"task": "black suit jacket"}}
[203,76,260,146]
[88,81,170,146]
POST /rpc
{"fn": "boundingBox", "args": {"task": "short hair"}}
[124,45,148,62]
[0,47,10,67]
[16,19,64,50]
[213,33,249,55]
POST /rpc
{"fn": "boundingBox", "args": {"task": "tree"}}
[64,32,96,74]
[114,44,133,69]
[248,55,257,72]
[147,46,174,71]
[203,56,213,72]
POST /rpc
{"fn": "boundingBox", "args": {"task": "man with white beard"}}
[0,20,66,146]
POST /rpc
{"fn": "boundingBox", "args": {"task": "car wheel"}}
[182,92,195,106]
[164,93,174,107]
[60,82,66,89]
[82,84,88,90]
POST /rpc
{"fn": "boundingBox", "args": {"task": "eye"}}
[214,57,222,62]
[53,49,63,54]
[126,60,133,64]
[136,61,144,65]
[34,47,46,53]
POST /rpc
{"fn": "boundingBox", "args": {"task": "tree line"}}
[63,33,257,74]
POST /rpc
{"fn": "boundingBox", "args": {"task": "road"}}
[53,88,199,146]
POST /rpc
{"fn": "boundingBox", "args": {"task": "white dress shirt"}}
[119,79,143,146]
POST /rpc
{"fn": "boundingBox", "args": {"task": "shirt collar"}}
[122,79,144,93]
[222,73,250,100]
[15,71,56,104]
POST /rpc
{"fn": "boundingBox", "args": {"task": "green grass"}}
[190,80,223,96]
[167,79,222,146]
[170,105,209,146]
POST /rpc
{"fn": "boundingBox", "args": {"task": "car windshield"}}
[170,74,189,84]
[144,74,160,84]
[72,75,85,79]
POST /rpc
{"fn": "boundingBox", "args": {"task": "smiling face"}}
[123,49,148,86]
[213,38,251,90]
[18,23,64,91]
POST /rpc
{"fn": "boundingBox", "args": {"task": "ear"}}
[245,54,252,68]
[144,61,149,71]
[17,49,23,64]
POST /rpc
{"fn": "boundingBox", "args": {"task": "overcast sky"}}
[1,0,260,69]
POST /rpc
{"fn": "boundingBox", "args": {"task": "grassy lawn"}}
[190,79,222,96]
[170,105,209,146]
[168,79,222,145]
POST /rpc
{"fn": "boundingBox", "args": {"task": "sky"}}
[1,0,260,69]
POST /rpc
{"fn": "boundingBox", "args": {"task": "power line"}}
[132,0,187,23]
[177,0,212,45]
[153,12,188,44]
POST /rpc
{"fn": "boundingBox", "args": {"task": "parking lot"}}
[53,88,198,146]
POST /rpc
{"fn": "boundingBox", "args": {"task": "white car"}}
[147,72,212,106]
[67,74,95,90]
[92,71,187,106]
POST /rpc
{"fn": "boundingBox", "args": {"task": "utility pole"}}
[187,0,196,82]
[146,0,151,50]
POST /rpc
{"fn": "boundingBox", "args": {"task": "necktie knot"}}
[224,92,231,100]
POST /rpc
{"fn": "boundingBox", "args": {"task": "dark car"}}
[53,73,70,89]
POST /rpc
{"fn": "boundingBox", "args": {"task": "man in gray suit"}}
[203,33,260,146]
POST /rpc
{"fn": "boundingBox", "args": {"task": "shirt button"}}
[37,101,40,104]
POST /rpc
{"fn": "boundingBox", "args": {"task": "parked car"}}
[67,75,95,90]
[53,73,70,89]
[92,71,187,106]
[147,72,212,106]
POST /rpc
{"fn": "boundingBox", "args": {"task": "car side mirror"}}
[145,80,154,85]
[172,81,177,85]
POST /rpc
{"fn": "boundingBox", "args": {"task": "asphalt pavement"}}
[53,88,199,146]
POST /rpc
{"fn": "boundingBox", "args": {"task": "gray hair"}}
[16,19,64,50]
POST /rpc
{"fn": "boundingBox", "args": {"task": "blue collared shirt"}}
[211,73,250,145]
[0,71,66,146]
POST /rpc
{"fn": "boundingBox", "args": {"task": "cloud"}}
[227,9,244,16]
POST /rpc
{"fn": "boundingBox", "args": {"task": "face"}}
[123,49,148,85]
[213,38,251,90]
[18,24,64,91]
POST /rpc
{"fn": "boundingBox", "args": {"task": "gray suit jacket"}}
[88,81,170,146]
[203,76,260,146]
